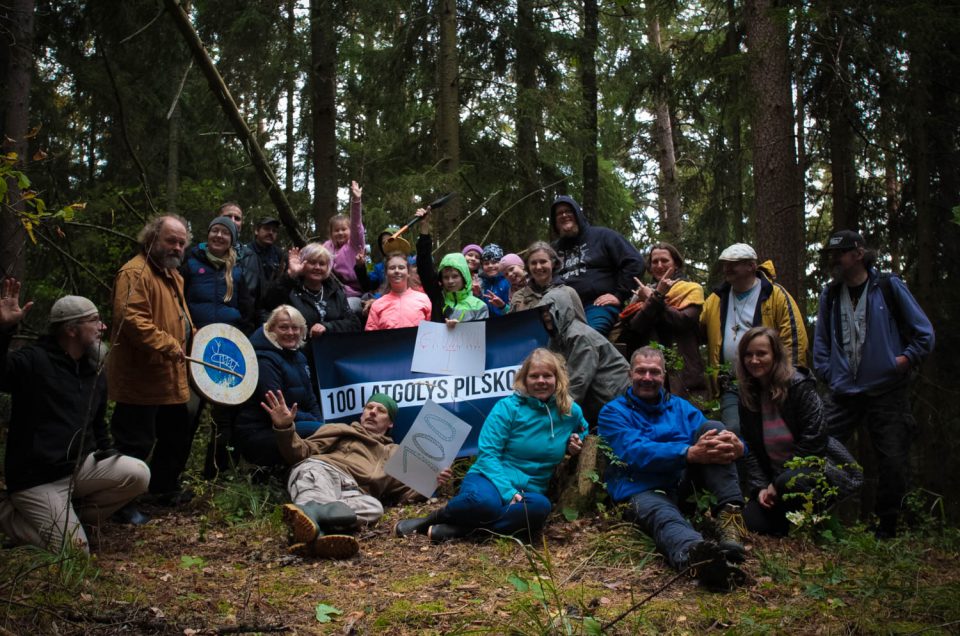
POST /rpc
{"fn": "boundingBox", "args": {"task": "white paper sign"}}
[410,320,486,376]
[385,400,472,498]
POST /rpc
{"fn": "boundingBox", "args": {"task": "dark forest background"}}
[1,1,958,517]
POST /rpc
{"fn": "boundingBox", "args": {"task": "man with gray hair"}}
[0,279,149,553]
[107,215,195,523]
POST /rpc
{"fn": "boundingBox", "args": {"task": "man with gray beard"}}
[0,280,149,552]
[107,215,195,524]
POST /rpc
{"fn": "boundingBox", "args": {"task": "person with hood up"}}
[233,305,324,468]
[414,208,488,324]
[509,242,582,314]
[549,195,645,336]
[538,283,630,425]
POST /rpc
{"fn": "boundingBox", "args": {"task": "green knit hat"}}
[366,393,398,422]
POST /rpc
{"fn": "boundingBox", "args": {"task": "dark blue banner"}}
[313,311,548,456]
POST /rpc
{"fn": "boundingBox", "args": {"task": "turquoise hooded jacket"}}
[469,392,588,504]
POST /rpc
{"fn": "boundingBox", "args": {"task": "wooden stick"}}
[185,356,243,379]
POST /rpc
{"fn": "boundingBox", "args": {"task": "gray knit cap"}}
[49,296,98,324]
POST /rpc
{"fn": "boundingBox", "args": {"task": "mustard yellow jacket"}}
[700,260,808,395]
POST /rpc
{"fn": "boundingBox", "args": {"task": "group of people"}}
[0,189,935,592]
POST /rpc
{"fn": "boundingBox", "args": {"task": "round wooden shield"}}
[188,323,258,405]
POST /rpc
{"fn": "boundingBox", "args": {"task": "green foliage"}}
[781,455,858,543]
[314,603,343,623]
[179,555,207,570]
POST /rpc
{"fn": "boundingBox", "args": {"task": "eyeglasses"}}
[209,228,233,238]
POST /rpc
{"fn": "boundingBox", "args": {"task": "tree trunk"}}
[647,11,682,238]
[285,0,296,195]
[436,0,461,246]
[164,0,306,246]
[745,0,803,301]
[310,0,338,233]
[819,2,858,233]
[580,0,599,218]
[0,0,34,282]
[514,0,544,239]
[167,98,180,214]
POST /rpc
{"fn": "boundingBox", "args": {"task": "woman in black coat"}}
[736,326,860,535]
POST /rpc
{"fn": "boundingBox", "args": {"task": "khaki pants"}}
[287,459,383,525]
[0,453,149,553]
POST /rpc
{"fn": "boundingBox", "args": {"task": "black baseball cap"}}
[823,230,864,252]
[256,216,281,227]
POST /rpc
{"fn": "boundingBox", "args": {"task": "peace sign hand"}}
[0,278,33,328]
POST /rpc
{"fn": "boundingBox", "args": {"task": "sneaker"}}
[111,503,151,526]
[715,503,747,563]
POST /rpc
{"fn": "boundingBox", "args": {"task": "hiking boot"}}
[394,511,442,538]
[685,540,743,592]
[427,523,469,544]
[715,503,747,563]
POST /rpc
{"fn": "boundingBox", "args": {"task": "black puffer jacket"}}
[739,368,828,497]
[1,331,111,492]
[261,273,360,334]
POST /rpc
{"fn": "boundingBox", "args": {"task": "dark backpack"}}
[824,273,910,345]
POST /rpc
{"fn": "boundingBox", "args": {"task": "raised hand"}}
[350,180,362,201]
[655,266,676,296]
[484,290,505,309]
[0,278,33,328]
[260,389,298,429]
[286,247,304,278]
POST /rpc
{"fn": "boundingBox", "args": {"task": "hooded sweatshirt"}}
[549,196,645,306]
[437,252,489,322]
[543,289,630,407]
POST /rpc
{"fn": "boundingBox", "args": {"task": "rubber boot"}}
[282,502,327,544]
[313,501,358,533]
[427,523,469,544]
[394,510,443,538]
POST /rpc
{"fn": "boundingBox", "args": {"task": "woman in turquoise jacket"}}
[395,348,587,542]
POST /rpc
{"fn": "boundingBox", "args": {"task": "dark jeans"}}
[824,387,914,524]
[584,304,620,337]
[743,467,818,536]
[111,402,193,495]
[628,423,744,570]
[437,473,552,542]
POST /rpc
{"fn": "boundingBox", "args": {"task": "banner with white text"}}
[313,311,548,457]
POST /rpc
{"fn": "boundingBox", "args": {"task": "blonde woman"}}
[395,348,588,543]
[233,305,325,467]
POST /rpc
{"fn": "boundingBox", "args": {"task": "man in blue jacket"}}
[599,347,746,590]
[814,230,935,538]
[549,195,644,336]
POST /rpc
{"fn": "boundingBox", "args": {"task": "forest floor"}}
[2,465,960,636]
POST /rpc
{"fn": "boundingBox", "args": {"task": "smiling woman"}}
[395,348,588,544]
[365,253,432,331]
